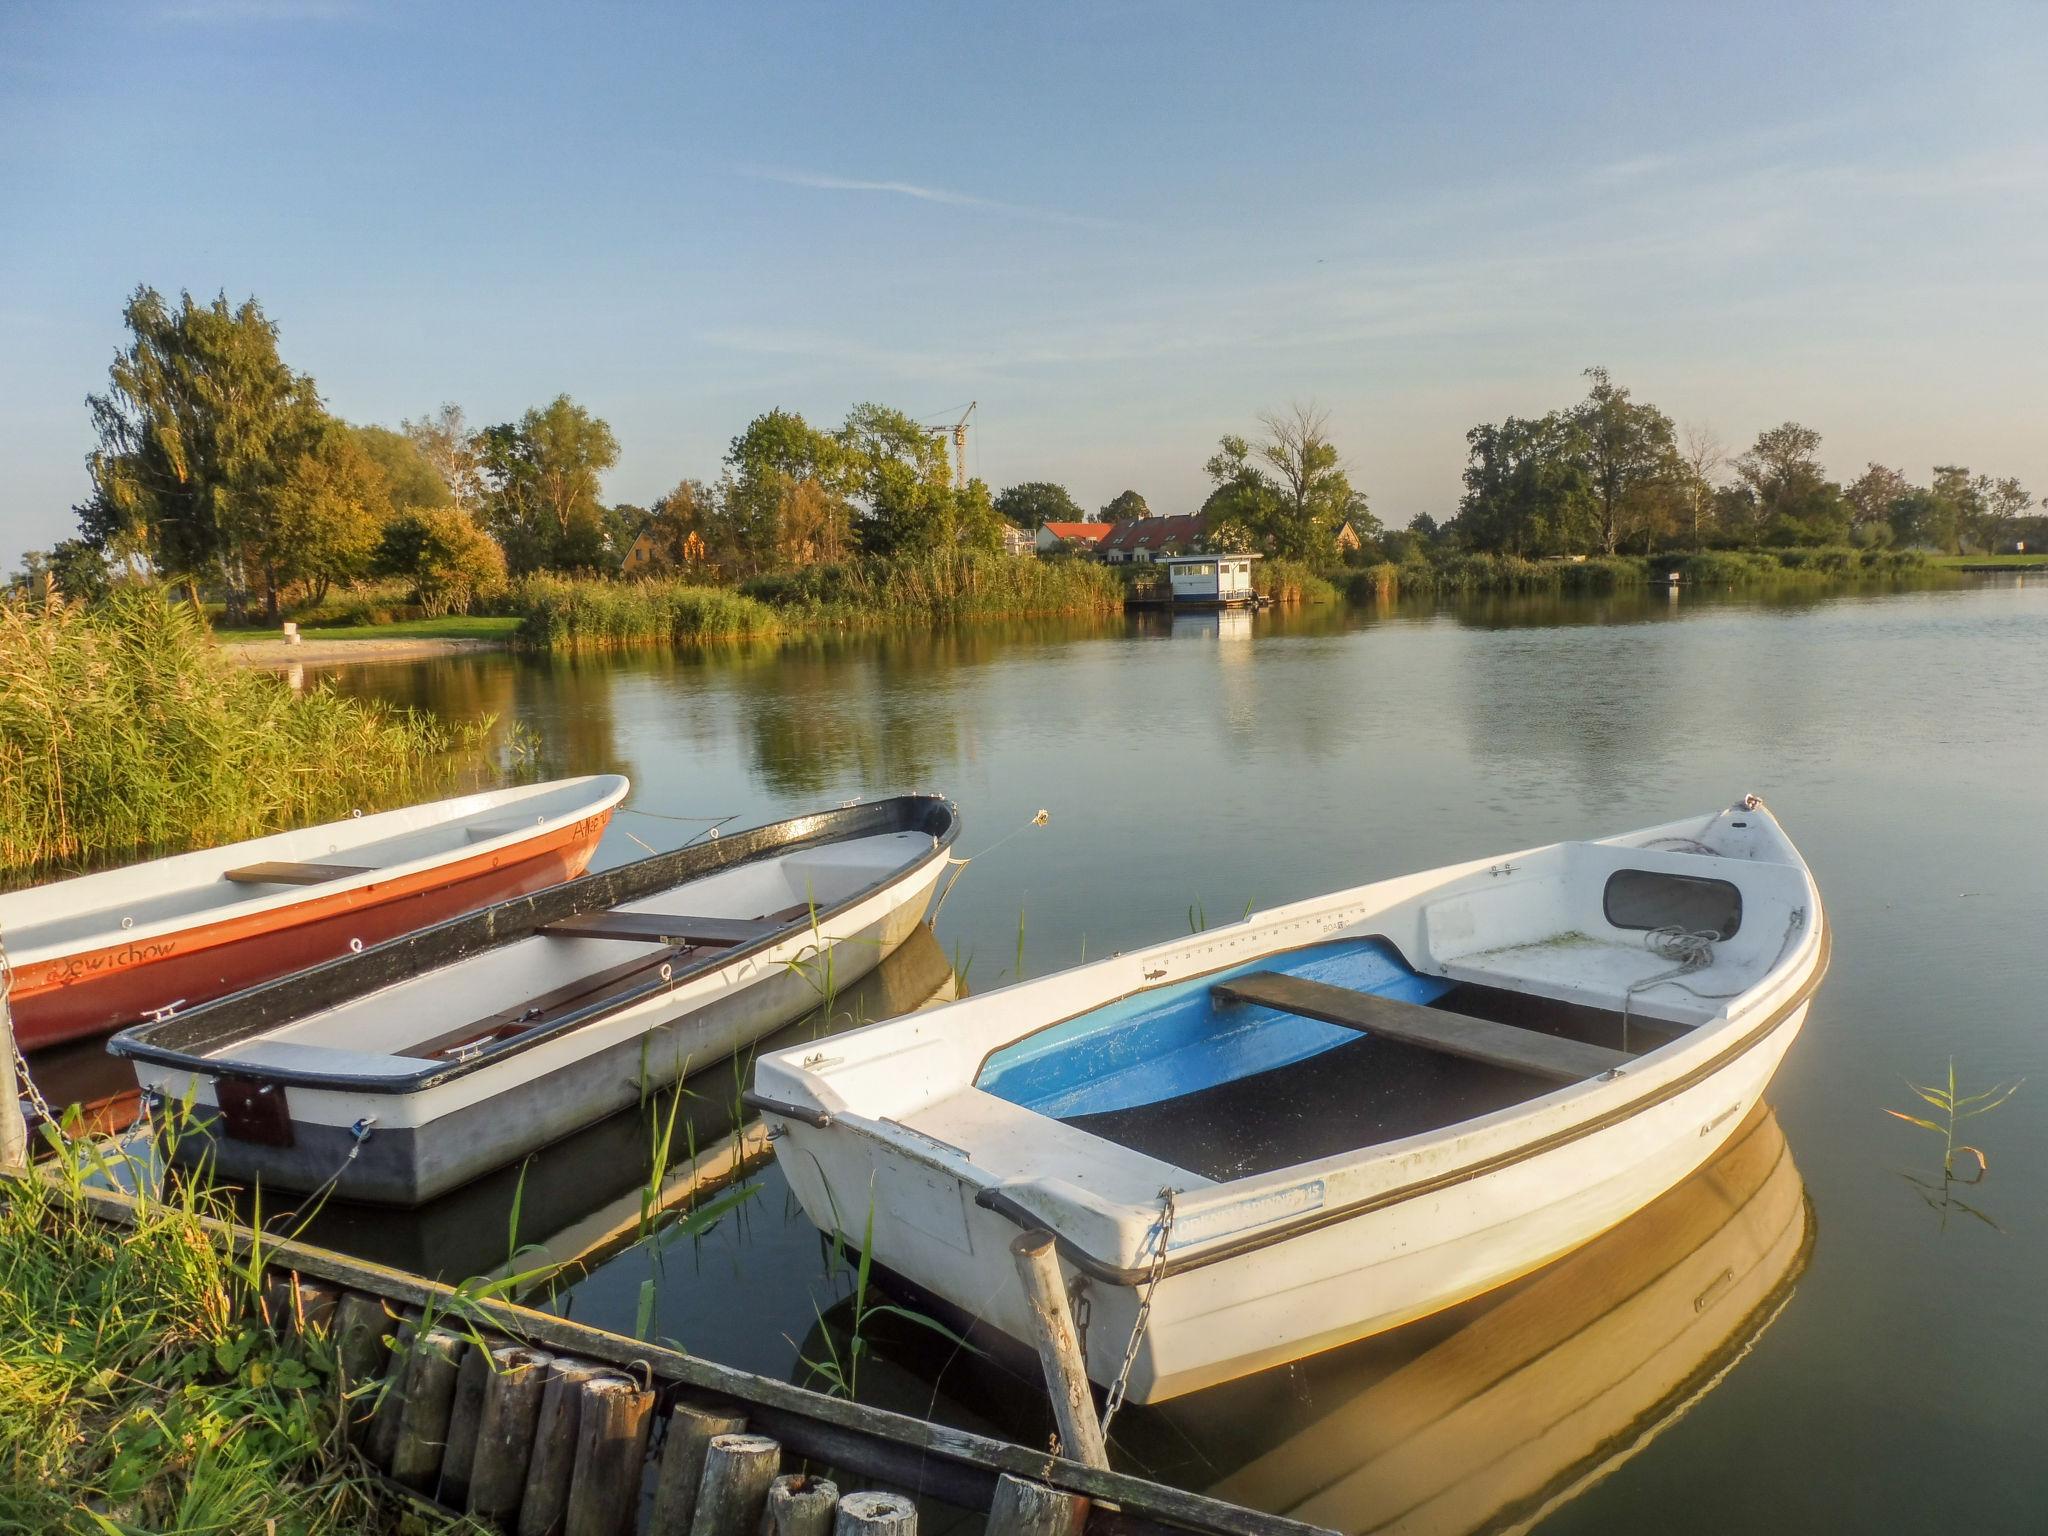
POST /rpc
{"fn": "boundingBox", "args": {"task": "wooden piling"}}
[468,1345,554,1526]
[292,1276,341,1337]
[1009,1231,1110,1471]
[833,1490,917,1534]
[332,1292,393,1445]
[518,1361,601,1536]
[391,1328,466,1494]
[438,1339,495,1509]
[688,1432,782,1536]
[986,1474,1088,1536]
[648,1401,747,1533]
[763,1473,840,1536]
[366,1316,419,1470]
[563,1374,655,1536]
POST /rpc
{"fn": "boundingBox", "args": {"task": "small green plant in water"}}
[1886,1057,2023,1178]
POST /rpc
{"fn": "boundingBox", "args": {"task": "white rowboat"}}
[751,797,1826,1403]
[113,796,959,1205]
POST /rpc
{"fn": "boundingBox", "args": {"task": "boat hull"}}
[9,812,612,1051]
[776,1000,1807,1402]
[144,853,944,1205]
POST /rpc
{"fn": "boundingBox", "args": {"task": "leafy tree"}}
[1573,368,1680,554]
[994,481,1085,529]
[1197,407,1364,562]
[1734,423,1847,545]
[836,403,960,558]
[1973,475,2031,553]
[375,506,506,615]
[1408,511,1443,544]
[81,286,323,617]
[1845,464,1912,537]
[1451,414,1595,554]
[10,540,111,601]
[402,403,485,511]
[722,410,852,572]
[476,395,620,572]
[263,423,391,613]
[352,424,451,511]
[1097,489,1150,524]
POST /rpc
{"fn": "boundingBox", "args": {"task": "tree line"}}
[21,292,2044,617]
[1438,367,2041,558]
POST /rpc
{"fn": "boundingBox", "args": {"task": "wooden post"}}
[763,1473,839,1536]
[833,1491,917,1534]
[332,1293,393,1446]
[985,1474,1088,1536]
[438,1340,495,1509]
[563,1375,655,1536]
[1009,1231,1110,1471]
[468,1346,553,1526]
[518,1361,600,1536]
[0,968,29,1171]
[366,1316,418,1469]
[391,1328,466,1493]
[688,1433,782,1536]
[289,1276,341,1338]
[648,1401,746,1532]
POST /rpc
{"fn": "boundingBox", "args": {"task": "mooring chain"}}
[0,924,63,1140]
[1099,1184,1176,1439]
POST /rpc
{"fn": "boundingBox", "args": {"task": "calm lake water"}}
[241,579,2048,1530]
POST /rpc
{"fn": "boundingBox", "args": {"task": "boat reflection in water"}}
[246,923,960,1284]
[824,1104,1810,1536]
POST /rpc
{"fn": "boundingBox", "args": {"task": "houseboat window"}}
[1602,869,1743,939]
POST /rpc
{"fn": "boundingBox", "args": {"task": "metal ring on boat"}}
[349,938,363,953]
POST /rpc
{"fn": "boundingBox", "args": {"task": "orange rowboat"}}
[0,775,627,1051]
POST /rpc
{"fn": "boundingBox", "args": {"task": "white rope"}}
[930,809,1049,921]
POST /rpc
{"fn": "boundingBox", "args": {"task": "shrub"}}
[374,507,509,617]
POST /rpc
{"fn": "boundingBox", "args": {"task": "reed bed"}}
[513,554,1123,651]
[1354,546,1936,597]
[0,587,477,887]
[0,1132,458,1533]
[1252,558,1342,604]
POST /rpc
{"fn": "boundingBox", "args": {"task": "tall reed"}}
[0,586,480,886]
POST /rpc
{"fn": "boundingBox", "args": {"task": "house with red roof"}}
[1034,521,1112,555]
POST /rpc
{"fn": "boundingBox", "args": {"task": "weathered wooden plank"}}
[538,911,781,947]
[221,860,373,885]
[1213,972,1632,1083]
[18,1172,1335,1536]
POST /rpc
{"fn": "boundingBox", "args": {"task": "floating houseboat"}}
[1161,553,1260,607]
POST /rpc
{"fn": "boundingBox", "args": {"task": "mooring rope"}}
[931,809,1050,921]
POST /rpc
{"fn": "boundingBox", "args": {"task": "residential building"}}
[1097,513,1207,564]
[1035,521,1112,555]
[1000,523,1036,556]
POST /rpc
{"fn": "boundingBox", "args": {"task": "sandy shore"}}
[228,636,510,667]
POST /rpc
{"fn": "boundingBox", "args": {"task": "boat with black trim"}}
[749,796,1826,1402]
[111,794,960,1206]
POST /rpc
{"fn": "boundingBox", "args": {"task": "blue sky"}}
[3,1,2044,563]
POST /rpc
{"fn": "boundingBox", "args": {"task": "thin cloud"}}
[736,165,1113,227]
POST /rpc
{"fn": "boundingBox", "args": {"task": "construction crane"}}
[923,401,977,491]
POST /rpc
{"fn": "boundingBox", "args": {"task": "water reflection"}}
[831,1106,1809,1536]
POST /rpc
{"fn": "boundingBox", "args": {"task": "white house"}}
[1161,552,1259,606]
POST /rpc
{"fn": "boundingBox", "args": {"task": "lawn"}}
[215,615,521,644]
[1928,553,2048,569]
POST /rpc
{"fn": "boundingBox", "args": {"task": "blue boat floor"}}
[1059,981,1666,1182]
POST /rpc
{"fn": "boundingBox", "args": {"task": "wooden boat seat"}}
[1212,971,1634,1084]
[221,860,375,886]
[538,912,783,947]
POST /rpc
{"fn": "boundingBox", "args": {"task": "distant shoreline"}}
[227,635,509,667]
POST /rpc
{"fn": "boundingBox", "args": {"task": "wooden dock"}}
[41,1171,1335,1536]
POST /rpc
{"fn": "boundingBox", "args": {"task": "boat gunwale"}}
[965,915,1829,1285]
[1,773,631,966]
[108,794,961,1096]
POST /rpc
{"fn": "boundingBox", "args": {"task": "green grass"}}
[215,615,521,644]
[0,587,491,886]
[0,1132,472,1534]
[1928,553,2048,569]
